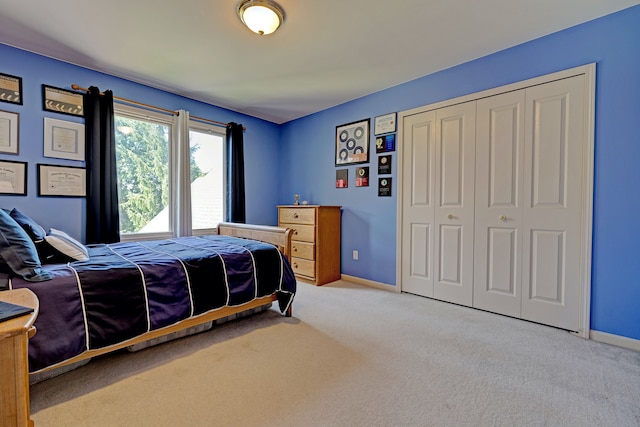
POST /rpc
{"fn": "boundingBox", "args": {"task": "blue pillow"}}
[10,208,47,242]
[0,209,52,282]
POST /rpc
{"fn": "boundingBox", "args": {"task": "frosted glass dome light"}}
[237,0,285,35]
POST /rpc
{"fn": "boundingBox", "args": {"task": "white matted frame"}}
[0,160,27,195]
[0,110,19,154]
[37,164,86,197]
[44,117,85,161]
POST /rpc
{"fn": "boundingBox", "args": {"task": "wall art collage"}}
[335,112,395,196]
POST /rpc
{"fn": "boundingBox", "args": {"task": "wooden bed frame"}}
[33,222,293,375]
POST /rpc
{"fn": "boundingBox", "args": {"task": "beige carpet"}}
[30,280,640,426]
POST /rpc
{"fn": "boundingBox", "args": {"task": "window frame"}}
[188,120,227,236]
[114,104,174,242]
[114,104,228,241]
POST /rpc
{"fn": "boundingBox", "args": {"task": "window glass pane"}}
[189,129,224,230]
[115,115,170,234]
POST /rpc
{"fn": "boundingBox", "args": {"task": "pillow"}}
[44,228,89,262]
[10,208,47,242]
[0,209,52,282]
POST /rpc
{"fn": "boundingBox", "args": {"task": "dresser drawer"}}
[279,208,316,225]
[291,241,315,260]
[280,223,315,243]
[291,257,315,278]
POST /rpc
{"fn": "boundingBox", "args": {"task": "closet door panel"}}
[521,76,585,331]
[433,102,476,306]
[401,111,436,297]
[473,91,525,317]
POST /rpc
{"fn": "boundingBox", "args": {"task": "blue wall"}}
[278,5,640,340]
[1,5,638,341]
[0,43,283,240]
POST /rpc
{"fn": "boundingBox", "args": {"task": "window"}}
[115,105,171,237]
[188,124,226,234]
[114,105,226,240]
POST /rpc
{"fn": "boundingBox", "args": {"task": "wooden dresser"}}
[278,205,341,286]
[0,288,38,427]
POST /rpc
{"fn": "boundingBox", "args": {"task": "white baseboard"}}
[590,330,640,352]
[340,274,399,293]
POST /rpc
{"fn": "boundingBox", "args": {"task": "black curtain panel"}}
[85,86,120,244]
[226,122,246,223]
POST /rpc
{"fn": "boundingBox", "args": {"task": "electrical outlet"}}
[352,250,359,260]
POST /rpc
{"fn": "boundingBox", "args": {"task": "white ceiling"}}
[0,1,638,124]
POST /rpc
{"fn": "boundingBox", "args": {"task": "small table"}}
[0,288,38,427]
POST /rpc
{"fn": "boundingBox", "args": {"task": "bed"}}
[0,215,296,376]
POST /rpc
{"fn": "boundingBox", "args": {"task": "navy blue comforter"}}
[10,235,296,372]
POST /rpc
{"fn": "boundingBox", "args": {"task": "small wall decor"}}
[0,160,27,195]
[336,169,348,188]
[43,118,85,161]
[0,73,23,105]
[42,85,84,117]
[37,164,86,197]
[378,177,392,197]
[0,110,19,155]
[355,167,369,187]
[375,134,396,153]
[378,155,392,175]
[374,112,396,135]
[336,118,370,166]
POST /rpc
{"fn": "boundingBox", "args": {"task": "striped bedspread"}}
[10,235,296,372]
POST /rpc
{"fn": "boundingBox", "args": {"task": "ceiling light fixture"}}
[237,0,285,35]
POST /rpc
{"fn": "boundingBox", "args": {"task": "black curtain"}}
[226,122,246,223]
[84,86,120,244]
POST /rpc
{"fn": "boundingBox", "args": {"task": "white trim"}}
[396,64,595,337]
[341,274,399,293]
[590,330,640,352]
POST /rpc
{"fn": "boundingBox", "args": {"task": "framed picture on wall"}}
[42,85,84,117]
[0,110,19,155]
[335,119,370,166]
[0,73,23,105]
[0,160,27,195]
[43,117,85,161]
[37,164,86,197]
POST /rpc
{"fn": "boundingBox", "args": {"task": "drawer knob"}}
[293,263,298,268]
[293,213,299,218]
[293,247,298,252]
[293,230,298,235]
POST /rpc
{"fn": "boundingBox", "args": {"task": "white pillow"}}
[44,228,89,261]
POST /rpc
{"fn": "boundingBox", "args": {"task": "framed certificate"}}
[374,113,396,135]
[37,164,86,197]
[43,118,85,161]
[0,160,27,195]
[0,110,19,155]
[0,73,23,105]
[42,85,84,117]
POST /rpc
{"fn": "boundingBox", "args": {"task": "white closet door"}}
[473,90,526,317]
[433,102,476,306]
[521,76,585,331]
[401,111,437,298]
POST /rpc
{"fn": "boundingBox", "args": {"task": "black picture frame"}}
[0,159,27,195]
[335,118,370,166]
[37,163,86,197]
[42,85,84,117]
[0,73,23,105]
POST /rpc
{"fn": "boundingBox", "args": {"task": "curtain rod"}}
[71,84,244,130]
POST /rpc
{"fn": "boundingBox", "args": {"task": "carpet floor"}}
[30,280,640,426]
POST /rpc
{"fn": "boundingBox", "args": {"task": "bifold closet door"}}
[401,111,436,298]
[520,76,585,331]
[433,102,476,306]
[473,90,526,318]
